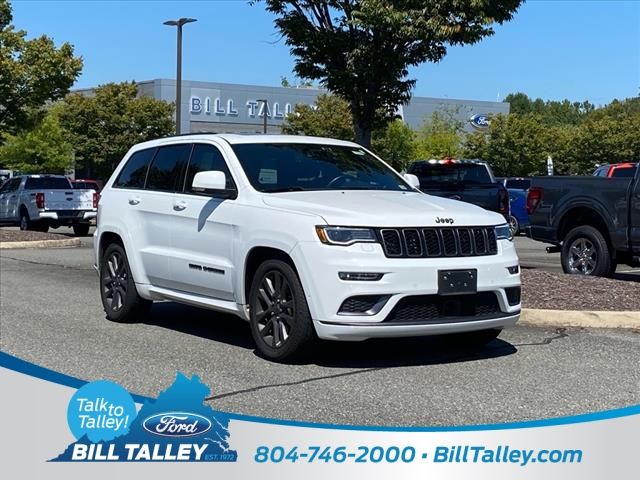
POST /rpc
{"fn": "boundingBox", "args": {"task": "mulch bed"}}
[521,269,640,312]
[0,228,69,242]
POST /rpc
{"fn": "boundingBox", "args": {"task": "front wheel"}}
[248,259,316,362]
[561,226,612,276]
[508,215,519,236]
[100,243,151,323]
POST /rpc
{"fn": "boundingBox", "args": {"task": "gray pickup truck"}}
[527,164,640,276]
[0,175,97,235]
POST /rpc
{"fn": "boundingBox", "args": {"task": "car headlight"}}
[315,226,377,246]
[495,224,513,241]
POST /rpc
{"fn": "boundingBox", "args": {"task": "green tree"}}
[464,113,557,176]
[371,119,416,171]
[256,0,522,147]
[414,110,465,160]
[0,0,82,135]
[282,93,355,140]
[56,82,174,179]
[0,110,73,173]
[504,92,595,125]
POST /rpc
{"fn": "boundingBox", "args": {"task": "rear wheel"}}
[100,243,151,323]
[19,210,30,231]
[561,226,612,276]
[248,259,316,362]
[73,223,90,236]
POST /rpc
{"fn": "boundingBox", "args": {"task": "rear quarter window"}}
[114,148,157,189]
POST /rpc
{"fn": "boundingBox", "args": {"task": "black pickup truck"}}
[407,159,510,219]
[527,164,640,276]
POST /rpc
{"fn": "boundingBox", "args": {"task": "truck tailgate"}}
[42,190,94,210]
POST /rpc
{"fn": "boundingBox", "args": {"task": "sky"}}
[10,0,640,105]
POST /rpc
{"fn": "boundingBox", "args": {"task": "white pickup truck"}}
[0,175,97,235]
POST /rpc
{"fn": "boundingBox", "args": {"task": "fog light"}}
[507,265,519,274]
[338,272,384,281]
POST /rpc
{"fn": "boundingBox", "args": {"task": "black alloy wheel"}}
[100,243,151,322]
[249,259,316,362]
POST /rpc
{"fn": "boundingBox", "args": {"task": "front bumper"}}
[315,313,520,341]
[291,239,521,341]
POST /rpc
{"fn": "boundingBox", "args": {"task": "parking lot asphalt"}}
[1,228,639,426]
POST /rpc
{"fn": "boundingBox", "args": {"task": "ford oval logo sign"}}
[142,412,212,437]
[470,113,490,129]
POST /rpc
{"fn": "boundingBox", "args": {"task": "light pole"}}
[257,99,268,134]
[164,17,197,135]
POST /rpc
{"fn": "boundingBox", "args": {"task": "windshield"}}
[409,163,493,187]
[231,143,409,193]
[25,177,72,190]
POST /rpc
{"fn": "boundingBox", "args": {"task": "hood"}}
[261,190,505,227]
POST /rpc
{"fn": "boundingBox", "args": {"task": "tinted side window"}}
[114,148,156,189]
[146,144,191,192]
[1,178,19,193]
[184,144,236,193]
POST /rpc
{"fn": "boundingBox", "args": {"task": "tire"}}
[248,259,316,362]
[19,209,30,231]
[445,328,502,348]
[508,215,519,236]
[561,226,612,277]
[73,223,90,236]
[100,243,151,323]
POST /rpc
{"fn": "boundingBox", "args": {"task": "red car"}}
[593,163,637,178]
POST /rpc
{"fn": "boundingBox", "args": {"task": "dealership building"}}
[78,78,510,135]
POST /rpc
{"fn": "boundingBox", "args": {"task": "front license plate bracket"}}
[438,269,477,295]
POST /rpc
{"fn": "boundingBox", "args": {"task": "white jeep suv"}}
[95,135,520,361]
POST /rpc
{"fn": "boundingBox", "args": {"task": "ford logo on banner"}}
[143,412,212,437]
[470,113,490,129]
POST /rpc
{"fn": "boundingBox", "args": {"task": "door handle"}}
[128,197,141,206]
[173,200,188,211]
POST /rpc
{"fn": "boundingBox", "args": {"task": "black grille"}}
[403,229,422,256]
[339,295,382,314]
[505,287,521,306]
[377,226,499,259]
[384,292,503,324]
[380,229,402,256]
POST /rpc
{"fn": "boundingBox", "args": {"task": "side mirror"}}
[192,170,237,199]
[403,173,420,189]
[192,170,227,192]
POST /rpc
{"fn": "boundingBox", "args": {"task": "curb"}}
[521,308,640,330]
[0,238,81,249]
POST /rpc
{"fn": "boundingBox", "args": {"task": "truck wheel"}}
[508,215,519,236]
[100,243,151,323]
[249,259,316,362]
[19,210,31,231]
[73,224,90,236]
[561,226,612,276]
